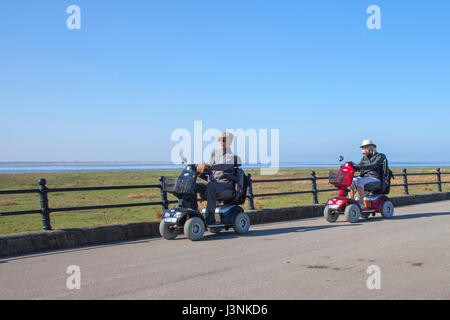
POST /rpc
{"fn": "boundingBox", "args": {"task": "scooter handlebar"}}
[193,164,212,175]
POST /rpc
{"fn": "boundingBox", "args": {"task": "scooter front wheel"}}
[184,217,205,241]
[159,220,180,240]
[324,206,339,223]
[344,204,360,223]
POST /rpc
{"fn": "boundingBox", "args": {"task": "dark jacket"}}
[357,152,386,180]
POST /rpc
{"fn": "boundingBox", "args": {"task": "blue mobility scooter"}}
[159,163,251,241]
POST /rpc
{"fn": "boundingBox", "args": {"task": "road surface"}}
[1,201,449,299]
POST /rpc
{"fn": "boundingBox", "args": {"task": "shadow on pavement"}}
[201,223,362,241]
[391,211,450,220]
[0,237,158,263]
[348,210,450,224]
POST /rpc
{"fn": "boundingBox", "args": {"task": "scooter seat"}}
[216,189,234,201]
[364,181,381,192]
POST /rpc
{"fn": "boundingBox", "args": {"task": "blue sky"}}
[1,0,449,163]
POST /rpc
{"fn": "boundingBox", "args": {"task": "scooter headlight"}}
[175,212,182,218]
[164,212,171,218]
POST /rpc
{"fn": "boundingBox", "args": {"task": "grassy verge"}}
[0,168,448,235]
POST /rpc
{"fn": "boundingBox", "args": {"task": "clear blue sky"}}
[1,0,449,163]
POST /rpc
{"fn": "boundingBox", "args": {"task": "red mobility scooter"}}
[324,157,394,223]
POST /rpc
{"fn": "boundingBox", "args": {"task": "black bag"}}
[381,158,394,194]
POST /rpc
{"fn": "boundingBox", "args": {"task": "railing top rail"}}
[252,177,312,183]
[0,184,162,195]
[47,184,161,193]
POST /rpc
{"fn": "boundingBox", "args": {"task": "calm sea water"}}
[1,162,449,173]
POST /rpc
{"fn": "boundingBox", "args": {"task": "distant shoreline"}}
[1,161,449,174]
[0,161,173,166]
[1,161,450,166]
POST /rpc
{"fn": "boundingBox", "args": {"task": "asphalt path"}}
[1,201,449,299]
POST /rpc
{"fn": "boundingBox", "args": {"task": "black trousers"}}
[195,181,234,224]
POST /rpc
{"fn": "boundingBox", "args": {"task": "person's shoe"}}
[359,203,366,211]
[206,213,216,225]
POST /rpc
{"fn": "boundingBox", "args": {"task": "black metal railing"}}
[1,168,449,230]
[0,178,176,231]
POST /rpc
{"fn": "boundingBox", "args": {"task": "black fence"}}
[1,169,449,231]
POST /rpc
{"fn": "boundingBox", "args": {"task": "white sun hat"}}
[360,139,376,148]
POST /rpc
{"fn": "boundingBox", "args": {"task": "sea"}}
[1,161,449,173]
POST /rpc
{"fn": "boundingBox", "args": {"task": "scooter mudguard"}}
[215,205,244,225]
[362,195,389,212]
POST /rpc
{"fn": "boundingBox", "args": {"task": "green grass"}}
[0,168,448,235]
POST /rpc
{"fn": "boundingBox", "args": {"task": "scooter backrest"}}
[373,156,391,195]
[381,157,392,194]
[223,168,248,205]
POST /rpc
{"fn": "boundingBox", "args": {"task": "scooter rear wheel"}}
[233,212,251,234]
[324,206,339,223]
[381,200,394,219]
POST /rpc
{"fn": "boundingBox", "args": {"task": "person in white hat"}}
[195,131,242,225]
[349,139,387,210]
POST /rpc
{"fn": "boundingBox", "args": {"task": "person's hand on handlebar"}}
[349,161,360,171]
[196,164,212,173]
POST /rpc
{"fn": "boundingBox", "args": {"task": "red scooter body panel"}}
[326,196,359,211]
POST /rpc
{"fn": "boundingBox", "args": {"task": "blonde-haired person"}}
[194,131,242,225]
[349,139,387,210]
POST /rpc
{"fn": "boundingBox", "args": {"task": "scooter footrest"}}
[207,224,225,228]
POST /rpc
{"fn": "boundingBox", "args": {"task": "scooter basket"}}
[161,176,195,194]
[329,170,351,186]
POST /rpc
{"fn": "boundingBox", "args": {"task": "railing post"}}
[247,174,255,210]
[311,171,318,204]
[38,178,52,231]
[159,176,169,210]
[402,169,409,195]
[436,168,442,192]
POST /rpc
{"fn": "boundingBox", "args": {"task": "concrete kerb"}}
[1,192,449,258]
